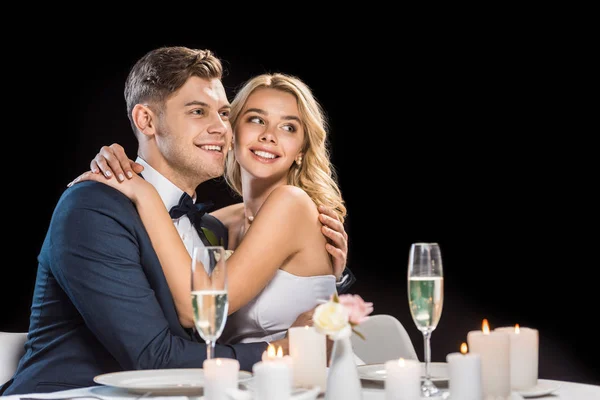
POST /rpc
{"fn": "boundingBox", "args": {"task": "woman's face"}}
[234,87,305,183]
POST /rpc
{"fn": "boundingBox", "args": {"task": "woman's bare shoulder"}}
[263,185,316,218]
[268,185,311,203]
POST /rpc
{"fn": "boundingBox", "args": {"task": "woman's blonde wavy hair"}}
[225,73,346,223]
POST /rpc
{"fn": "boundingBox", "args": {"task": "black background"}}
[2,27,597,385]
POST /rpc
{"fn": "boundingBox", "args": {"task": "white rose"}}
[313,301,351,340]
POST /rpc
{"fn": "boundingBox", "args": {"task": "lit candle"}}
[261,344,294,383]
[288,326,327,389]
[466,319,510,399]
[384,358,421,400]
[262,343,294,369]
[253,359,292,400]
[261,343,280,362]
[203,358,240,400]
[495,324,539,391]
[446,342,482,400]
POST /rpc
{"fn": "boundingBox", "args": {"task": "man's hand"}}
[289,308,315,329]
[270,307,315,355]
[271,306,334,364]
[318,205,348,280]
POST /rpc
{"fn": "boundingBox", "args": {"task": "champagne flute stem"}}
[207,340,215,360]
[421,331,439,396]
[423,330,432,378]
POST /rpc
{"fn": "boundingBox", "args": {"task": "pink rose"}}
[338,294,374,325]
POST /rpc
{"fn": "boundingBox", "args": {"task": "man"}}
[1,46,353,394]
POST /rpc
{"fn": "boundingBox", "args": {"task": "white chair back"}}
[350,314,418,365]
[0,331,27,385]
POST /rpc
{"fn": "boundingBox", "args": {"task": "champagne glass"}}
[408,242,444,397]
[191,245,229,360]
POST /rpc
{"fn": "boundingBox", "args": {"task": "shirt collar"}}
[135,157,196,212]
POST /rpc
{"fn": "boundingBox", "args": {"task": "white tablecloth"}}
[361,379,600,399]
[2,379,599,400]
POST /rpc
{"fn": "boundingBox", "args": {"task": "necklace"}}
[238,213,253,244]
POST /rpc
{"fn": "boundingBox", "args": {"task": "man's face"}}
[153,76,232,190]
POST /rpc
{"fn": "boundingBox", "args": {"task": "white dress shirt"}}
[135,157,205,256]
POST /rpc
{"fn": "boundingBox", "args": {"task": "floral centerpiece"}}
[313,292,374,340]
[312,292,373,400]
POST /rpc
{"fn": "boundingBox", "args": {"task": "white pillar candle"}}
[446,342,482,400]
[495,325,538,391]
[467,319,511,400]
[253,360,292,400]
[203,358,240,400]
[289,326,327,389]
[384,358,421,400]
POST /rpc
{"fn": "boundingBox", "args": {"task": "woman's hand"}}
[318,205,349,280]
[91,143,144,182]
[67,169,152,204]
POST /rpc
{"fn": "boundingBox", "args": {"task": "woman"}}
[72,73,347,343]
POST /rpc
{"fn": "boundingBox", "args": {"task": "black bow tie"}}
[168,193,213,221]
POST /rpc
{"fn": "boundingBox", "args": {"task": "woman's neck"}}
[240,174,286,226]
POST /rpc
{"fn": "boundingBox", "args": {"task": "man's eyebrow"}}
[244,108,301,123]
[184,100,210,107]
[184,101,231,109]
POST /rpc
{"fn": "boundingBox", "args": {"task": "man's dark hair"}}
[124,46,223,135]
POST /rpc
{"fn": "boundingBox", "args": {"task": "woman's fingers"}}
[89,144,140,182]
[67,171,98,187]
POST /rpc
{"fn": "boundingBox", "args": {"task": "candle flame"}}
[276,346,283,358]
[460,342,468,354]
[305,325,310,330]
[482,319,490,334]
[216,358,222,366]
[398,358,405,367]
[515,324,520,334]
[267,344,276,358]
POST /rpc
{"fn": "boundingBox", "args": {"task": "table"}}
[360,379,600,399]
[2,379,599,400]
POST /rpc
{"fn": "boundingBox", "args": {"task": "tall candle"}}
[446,342,482,400]
[203,358,240,400]
[495,325,538,390]
[467,319,511,399]
[289,326,327,389]
[253,360,292,400]
[384,358,421,400]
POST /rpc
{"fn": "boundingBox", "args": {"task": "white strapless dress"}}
[219,269,336,344]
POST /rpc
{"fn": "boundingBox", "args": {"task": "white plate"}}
[517,379,562,398]
[357,362,448,382]
[94,368,253,395]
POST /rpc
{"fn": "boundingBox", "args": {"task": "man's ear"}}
[132,104,156,138]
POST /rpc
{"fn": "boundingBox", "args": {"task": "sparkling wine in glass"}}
[408,242,444,397]
[191,245,229,360]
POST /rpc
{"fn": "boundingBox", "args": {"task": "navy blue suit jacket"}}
[1,182,266,394]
